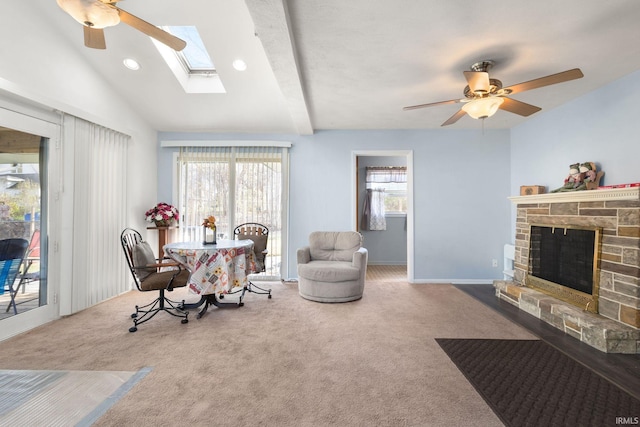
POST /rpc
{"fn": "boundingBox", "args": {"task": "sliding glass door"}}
[177,146,288,279]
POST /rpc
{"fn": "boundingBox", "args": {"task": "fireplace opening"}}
[526,224,601,313]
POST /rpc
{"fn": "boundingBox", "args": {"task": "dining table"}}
[163,239,256,318]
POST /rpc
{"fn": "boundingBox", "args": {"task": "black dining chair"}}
[120,228,190,332]
[233,223,272,299]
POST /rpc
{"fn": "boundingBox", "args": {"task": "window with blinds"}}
[177,146,287,279]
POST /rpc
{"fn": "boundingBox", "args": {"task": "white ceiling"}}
[30,1,640,134]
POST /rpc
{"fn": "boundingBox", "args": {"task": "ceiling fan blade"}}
[116,7,187,51]
[403,99,461,111]
[499,97,542,116]
[442,109,467,126]
[84,26,106,49]
[464,71,490,94]
[504,68,584,95]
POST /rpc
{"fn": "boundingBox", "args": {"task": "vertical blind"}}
[178,146,285,278]
[70,117,129,313]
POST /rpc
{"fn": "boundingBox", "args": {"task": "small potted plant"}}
[202,215,217,245]
[145,202,179,227]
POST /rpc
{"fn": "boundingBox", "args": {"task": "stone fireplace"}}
[494,187,640,353]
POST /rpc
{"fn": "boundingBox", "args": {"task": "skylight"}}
[153,25,225,94]
[165,26,215,74]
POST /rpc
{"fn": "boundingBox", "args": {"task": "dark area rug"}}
[436,339,640,427]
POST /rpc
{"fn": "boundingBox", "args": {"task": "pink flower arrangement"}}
[145,202,179,224]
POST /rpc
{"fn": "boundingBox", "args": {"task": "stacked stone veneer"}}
[494,188,640,354]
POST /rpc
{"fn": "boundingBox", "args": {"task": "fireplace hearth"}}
[494,188,640,354]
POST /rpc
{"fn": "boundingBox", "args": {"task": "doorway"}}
[352,150,414,282]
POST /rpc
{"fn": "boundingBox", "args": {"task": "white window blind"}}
[178,146,287,279]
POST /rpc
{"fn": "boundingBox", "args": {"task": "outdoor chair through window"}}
[0,238,29,315]
[9,230,41,306]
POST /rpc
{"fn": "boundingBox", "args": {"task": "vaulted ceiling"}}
[23,1,640,134]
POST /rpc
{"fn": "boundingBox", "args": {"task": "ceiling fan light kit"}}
[461,97,504,119]
[403,60,584,126]
[57,0,187,51]
[57,0,120,29]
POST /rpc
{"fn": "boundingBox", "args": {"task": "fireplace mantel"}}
[509,187,640,205]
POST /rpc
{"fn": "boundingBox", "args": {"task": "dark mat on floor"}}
[436,338,640,427]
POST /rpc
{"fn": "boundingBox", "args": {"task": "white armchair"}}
[297,231,368,303]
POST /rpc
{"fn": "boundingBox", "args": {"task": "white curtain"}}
[69,116,129,313]
[368,188,387,230]
[366,167,407,183]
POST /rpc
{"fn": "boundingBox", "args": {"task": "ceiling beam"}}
[245,0,314,135]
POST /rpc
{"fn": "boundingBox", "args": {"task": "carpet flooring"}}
[436,338,640,427]
[0,278,537,426]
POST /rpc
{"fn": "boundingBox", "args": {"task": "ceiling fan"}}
[56,0,186,51]
[403,61,583,126]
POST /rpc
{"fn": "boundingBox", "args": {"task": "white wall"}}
[159,129,512,283]
[0,2,157,234]
[0,3,158,339]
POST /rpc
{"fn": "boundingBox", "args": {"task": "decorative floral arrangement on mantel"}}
[145,202,179,227]
[202,215,217,245]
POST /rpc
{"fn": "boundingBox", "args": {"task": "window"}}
[153,26,225,93]
[165,26,215,75]
[0,129,47,319]
[366,167,407,214]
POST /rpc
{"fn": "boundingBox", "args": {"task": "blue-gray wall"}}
[159,129,512,282]
[511,70,640,192]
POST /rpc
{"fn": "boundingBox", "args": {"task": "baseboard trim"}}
[411,279,494,285]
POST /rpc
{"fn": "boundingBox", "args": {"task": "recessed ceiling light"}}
[232,59,247,71]
[123,58,140,71]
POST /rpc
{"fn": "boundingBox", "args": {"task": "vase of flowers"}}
[145,202,179,227]
[202,215,217,245]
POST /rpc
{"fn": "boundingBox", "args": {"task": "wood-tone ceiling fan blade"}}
[499,97,542,117]
[442,109,467,126]
[464,71,490,94]
[116,7,187,51]
[504,68,584,95]
[402,99,461,111]
[84,26,106,49]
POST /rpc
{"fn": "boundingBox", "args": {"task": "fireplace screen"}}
[527,224,601,313]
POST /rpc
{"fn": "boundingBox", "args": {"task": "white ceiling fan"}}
[403,60,584,126]
[56,0,186,51]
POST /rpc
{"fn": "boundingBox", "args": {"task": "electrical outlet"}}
[492,259,498,267]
